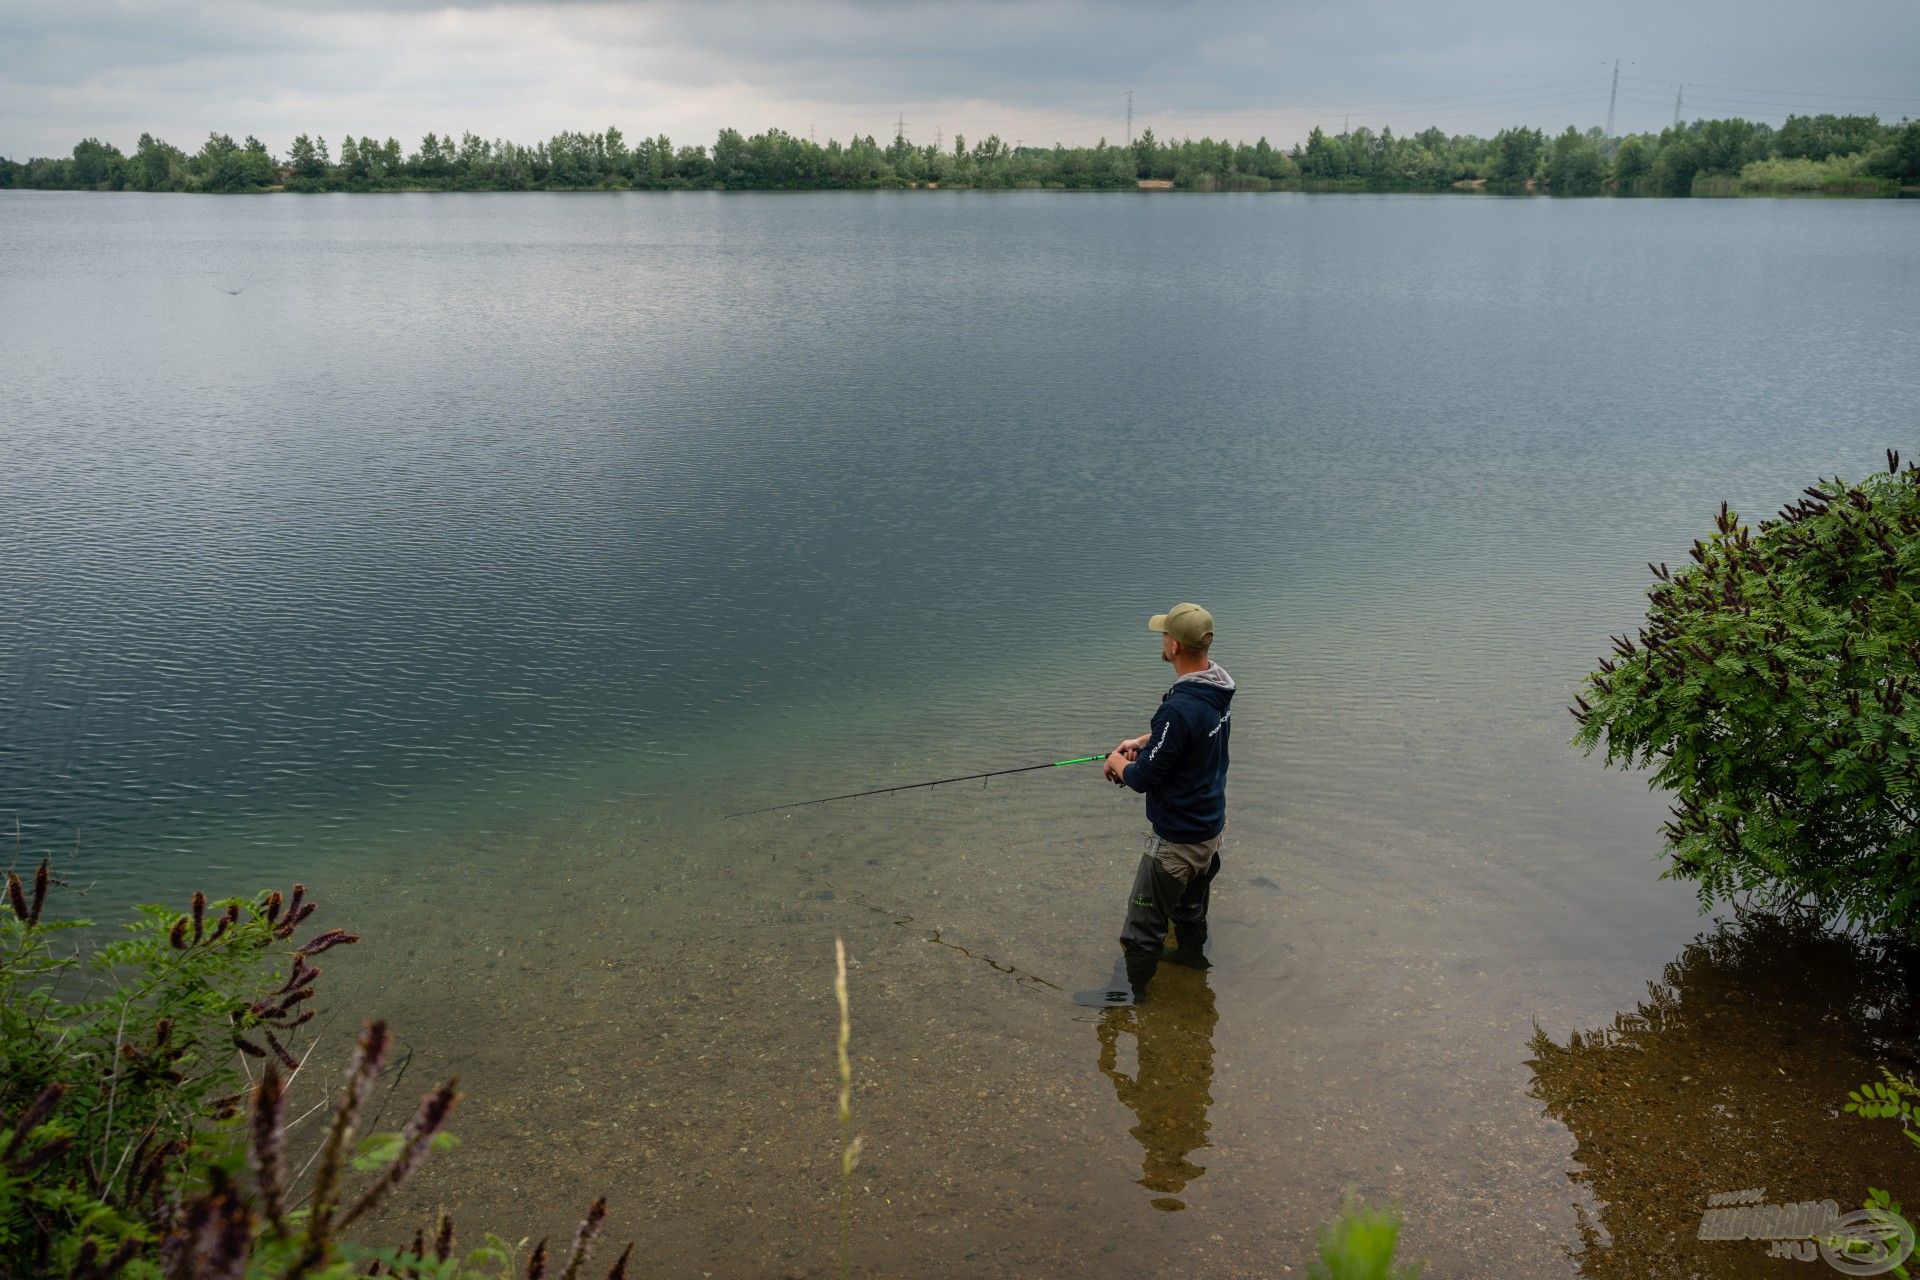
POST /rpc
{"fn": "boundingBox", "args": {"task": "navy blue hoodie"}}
[1121,663,1234,843]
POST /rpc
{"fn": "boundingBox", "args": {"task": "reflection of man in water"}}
[1096,967,1218,1212]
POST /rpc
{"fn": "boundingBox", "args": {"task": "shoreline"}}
[3,182,1914,198]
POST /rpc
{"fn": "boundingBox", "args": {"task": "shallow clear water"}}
[3,189,1917,1277]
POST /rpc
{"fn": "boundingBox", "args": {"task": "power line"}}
[1653,87,1914,116]
[1621,73,1920,104]
[1141,84,1614,132]
[927,74,1617,143]
[873,63,1920,151]
[902,65,1910,154]
[1144,86,1612,134]
[1154,73,1613,118]
[932,73,1613,136]
[1612,93,1841,127]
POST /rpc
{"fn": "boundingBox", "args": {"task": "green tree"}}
[455,131,490,185]
[130,133,186,190]
[1298,126,1343,178]
[1650,125,1703,195]
[1868,119,1920,184]
[1694,117,1769,174]
[1574,454,1920,944]
[412,131,448,180]
[1546,125,1604,195]
[712,126,747,185]
[68,137,123,189]
[289,133,326,180]
[1612,134,1652,189]
[9,111,1915,197]
[194,132,272,192]
[1487,126,1544,187]
[885,119,912,170]
[1131,126,1155,178]
[1345,126,1377,180]
[1776,113,1885,161]
[674,143,711,183]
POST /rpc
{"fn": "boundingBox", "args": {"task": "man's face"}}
[1160,634,1178,663]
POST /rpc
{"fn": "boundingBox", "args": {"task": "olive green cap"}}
[1147,602,1214,647]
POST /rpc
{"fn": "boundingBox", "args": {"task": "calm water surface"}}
[3,190,1917,1277]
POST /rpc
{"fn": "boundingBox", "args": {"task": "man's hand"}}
[1106,734,1149,783]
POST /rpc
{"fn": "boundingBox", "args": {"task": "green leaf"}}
[351,1132,405,1171]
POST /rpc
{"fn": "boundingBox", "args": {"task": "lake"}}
[3,188,1917,1277]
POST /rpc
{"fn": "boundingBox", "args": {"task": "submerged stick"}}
[835,938,861,1280]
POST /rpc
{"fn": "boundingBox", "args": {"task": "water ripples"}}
[1,189,1915,903]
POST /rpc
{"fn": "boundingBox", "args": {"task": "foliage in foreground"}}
[1307,1200,1421,1280]
[1850,1068,1920,1155]
[1574,453,1920,944]
[6,859,1457,1278]
[1844,1071,1918,1279]
[0,862,629,1279]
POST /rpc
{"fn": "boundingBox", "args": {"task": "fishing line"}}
[725,753,1111,818]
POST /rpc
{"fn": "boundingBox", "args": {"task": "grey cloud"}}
[2,0,1916,160]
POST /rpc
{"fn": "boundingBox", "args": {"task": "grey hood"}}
[1176,661,1236,691]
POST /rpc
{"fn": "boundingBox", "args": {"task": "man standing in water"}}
[1099,602,1234,1002]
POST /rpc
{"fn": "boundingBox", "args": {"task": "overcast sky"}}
[2,0,1916,159]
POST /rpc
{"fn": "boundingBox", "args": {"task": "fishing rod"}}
[725,752,1112,819]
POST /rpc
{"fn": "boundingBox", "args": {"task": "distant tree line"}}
[3,113,1916,195]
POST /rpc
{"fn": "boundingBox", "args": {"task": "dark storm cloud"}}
[1,0,1916,159]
